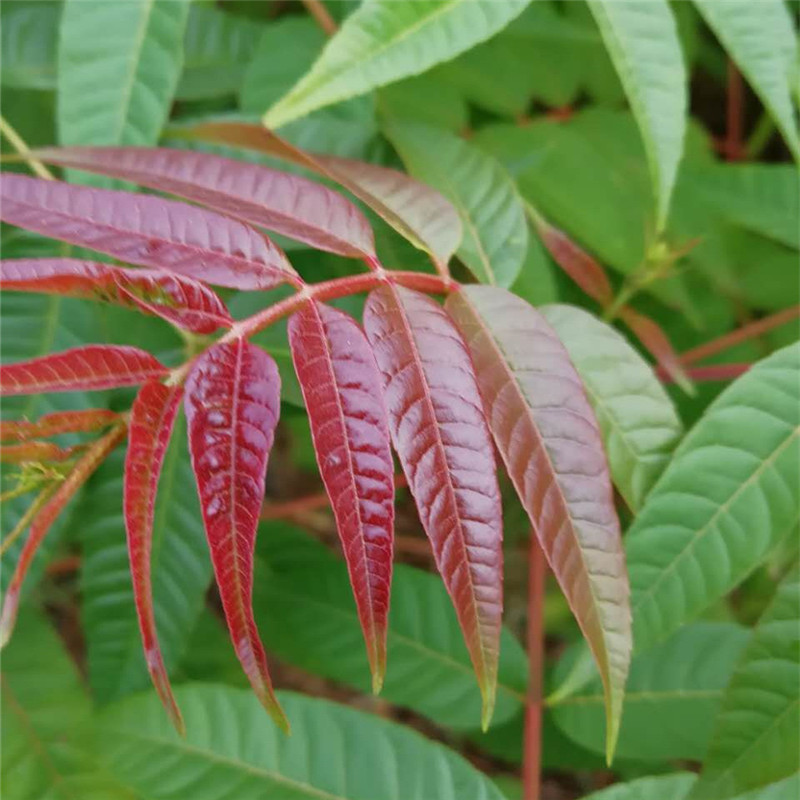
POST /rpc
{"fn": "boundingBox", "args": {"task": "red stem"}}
[523,535,547,800]
[679,306,800,365]
[658,362,752,383]
[725,60,744,161]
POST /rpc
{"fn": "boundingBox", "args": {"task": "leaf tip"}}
[146,648,186,737]
[479,679,497,733]
[0,589,19,649]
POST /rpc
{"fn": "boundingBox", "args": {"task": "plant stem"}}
[658,362,752,383]
[523,535,547,800]
[301,0,337,36]
[0,116,55,180]
[724,60,744,161]
[679,306,800,365]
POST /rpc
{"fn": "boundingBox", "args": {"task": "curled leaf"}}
[289,301,395,691]
[0,345,168,396]
[184,339,287,731]
[363,285,503,728]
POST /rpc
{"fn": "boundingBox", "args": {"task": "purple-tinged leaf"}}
[445,286,632,762]
[184,339,288,731]
[2,258,232,333]
[363,285,503,728]
[0,345,168,396]
[288,301,394,690]
[0,409,121,442]
[35,146,376,259]
[0,174,296,290]
[124,381,185,734]
[180,122,462,270]
[0,424,125,647]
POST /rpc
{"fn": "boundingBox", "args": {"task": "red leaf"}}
[0,441,78,463]
[619,306,694,395]
[529,209,613,306]
[35,146,376,259]
[184,339,287,731]
[124,381,185,734]
[0,409,120,442]
[180,122,462,270]
[288,301,394,691]
[0,424,125,647]
[445,286,631,761]
[0,345,168,396]
[363,285,503,727]
[0,174,296,290]
[2,258,232,333]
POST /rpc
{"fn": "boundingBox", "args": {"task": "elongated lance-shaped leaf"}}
[363,285,503,728]
[124,381,185,734]
[34,146,377,259]
[262,0,530,129]
[2,258,232,334]
[0,409,121,442]
[184,339,287,732]
[693,0,800,161]
[541,304,683,512]
[0,424,126,647]
[586,0,687,230]
[689,568,800,800]
[0,441,79,464]
[626,343,800,653]
[445,286,631,761]
[176,121,462,270]
[288,301,395,691]
[1,345,167,396]
[0,174,295,290]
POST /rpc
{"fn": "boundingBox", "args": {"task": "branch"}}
[301,0,338,36]
[0,116,55,181]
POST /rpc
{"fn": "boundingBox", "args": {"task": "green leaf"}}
[541,304,683,512]
[254,523,528,730]
[579,773,696,800]
[378,73,468,131]
[550,623,749,762]
[262,0,531,129]
[385,121,527,287]
[176,4,263,101]
[586,0,687,230]
[0,1,60,90]
[689,568,800,800]
[693,0,800,161]
[77,418,212,703]
[88,684,507,800]
[58,0,190,148]
[626,343,800,653]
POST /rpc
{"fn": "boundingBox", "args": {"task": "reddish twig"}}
[657,362,752,383]
[523,535,547,800]
[724,60,745,161]
[679,307,800,365]
[301,0,337,36]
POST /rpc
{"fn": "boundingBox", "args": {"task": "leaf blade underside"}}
[363,284,503,728]
[445,285,631,761]
[184,338,287,731]
[288,301,395,691]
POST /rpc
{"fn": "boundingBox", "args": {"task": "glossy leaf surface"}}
[626,343,800,652]
[541,304,683,511]
[0,174,295,290]
[550,623,749,761]
[693,0,800,160]
[87,686,506,800]
[58,0,190,150]
[34,146,376,259]
[0,345,167,396]
[0,409,120,441]
[363,285,503,727]
[123,381,184,732]
[254,524,528,730]
[587,0,687,229]
[263,0,531,128]
[0,425,125,647]
[385,121,527,287]
[288,301,394,690]
[184,339,286,730]
[446,285,631,759]
[1,258,232,333]
[690,568,800,800]
[181,121,462,270]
